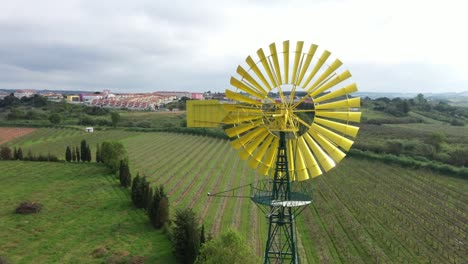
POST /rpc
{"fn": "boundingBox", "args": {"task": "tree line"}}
[0,146,59,162]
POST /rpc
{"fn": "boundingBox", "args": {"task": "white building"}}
[14,89,36,98]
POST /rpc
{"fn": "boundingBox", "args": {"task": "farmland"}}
[0,127,36,145]
[0,161,175,263]
[3,128,466,263]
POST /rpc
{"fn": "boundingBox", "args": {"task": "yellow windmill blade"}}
[296,44,318,85]
[230,77,265,100]
[315,97,361,110]
[308,70,352,96]
[236,66,268,96]
[246,56,272,91]
[291,41,304,85]
[315,111,362,123]
[258,137,279,175]
[283,40,290,83]
[313,83,358,103]
[248,134,275,169]
[269,42,282,85]
[301,50,331,88]
[231,127,268,150]
[257,48,278,88]
[314,117,360,138]
[238,129,270,160]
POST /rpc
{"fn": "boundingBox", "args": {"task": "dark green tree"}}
[119,160,132,188]
[148,188,161,228]
[131,173,142,208]
[75,146,80,162]
[146,185,153,210]
[65,146,72,162]
[86,145,92,162]
[48,113,62,125]
[172,208,201,264]
[80,139,87,162]
[0,146,12,160]
[140,176,151,209]
[13,147,18,160]
[158,195,169,228]
[71,147,76,162]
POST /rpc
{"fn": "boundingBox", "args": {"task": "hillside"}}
[0,162,176,264]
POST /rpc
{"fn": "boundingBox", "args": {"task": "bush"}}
[100,141,127,173]
[195,229,258,264]
[15,201,42,214]
[0,146,12,160]
[450,118,465,126]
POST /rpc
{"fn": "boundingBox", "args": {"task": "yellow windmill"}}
[187,40,361,263]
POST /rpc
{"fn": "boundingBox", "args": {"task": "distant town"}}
[0,89,228,111]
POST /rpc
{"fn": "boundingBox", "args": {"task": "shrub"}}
[0,146,12,160]
[195,229,258,264]
[15,201,42,214]
[100,141,127,173]
[450,118,465,126]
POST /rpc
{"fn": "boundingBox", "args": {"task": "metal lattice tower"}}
[264,132,297,263]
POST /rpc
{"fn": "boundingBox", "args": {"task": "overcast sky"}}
[0,0,466,93]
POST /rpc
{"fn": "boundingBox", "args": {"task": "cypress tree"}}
[146,185,153,210]
[75,146,80,162]
[86,145,91,162]
[80,139,87,162]
[158,195,169,229]
[119,160,131,187]
[140,176,151,209]
[200,224,206,245]
[65,146,72,162]
[131,173,142,207]
[148,187,161,228]
[172,208,200,264]
[17,147,23,160]
[71,147,76,162]
[124,165,132,188]
[13,147,18,160]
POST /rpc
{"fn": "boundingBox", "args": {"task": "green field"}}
[0,161,175,264]
[4,128,468,263]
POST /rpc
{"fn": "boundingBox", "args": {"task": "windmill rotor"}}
[221,40,361,181]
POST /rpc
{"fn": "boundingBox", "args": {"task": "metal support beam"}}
[264,132,298,264]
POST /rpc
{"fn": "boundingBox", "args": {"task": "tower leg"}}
[263,132,298,264]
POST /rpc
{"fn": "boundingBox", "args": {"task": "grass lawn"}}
[0,161,176,264]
